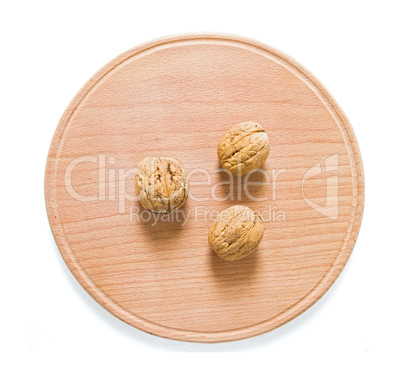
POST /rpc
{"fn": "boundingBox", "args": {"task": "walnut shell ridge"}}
[135,156,189,213]
[208,205,264,261]
[217,121,270,176]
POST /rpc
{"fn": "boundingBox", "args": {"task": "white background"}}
[1,0,401,374]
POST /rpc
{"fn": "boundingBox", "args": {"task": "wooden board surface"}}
[45,34,364,343]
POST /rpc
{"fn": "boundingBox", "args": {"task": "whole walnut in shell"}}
[135,156,189,213]
[217,121,270,176]
[208,205,264,261]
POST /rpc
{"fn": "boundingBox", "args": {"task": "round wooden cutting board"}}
[45,34,364,343]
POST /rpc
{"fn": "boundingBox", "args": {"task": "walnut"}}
[217,121,270,176]
[135,156,189,213]
[208,205,264,261]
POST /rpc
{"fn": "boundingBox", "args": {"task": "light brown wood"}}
[45,34,364,343]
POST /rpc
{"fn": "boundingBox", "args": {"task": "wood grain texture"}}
[45,34,364,342]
